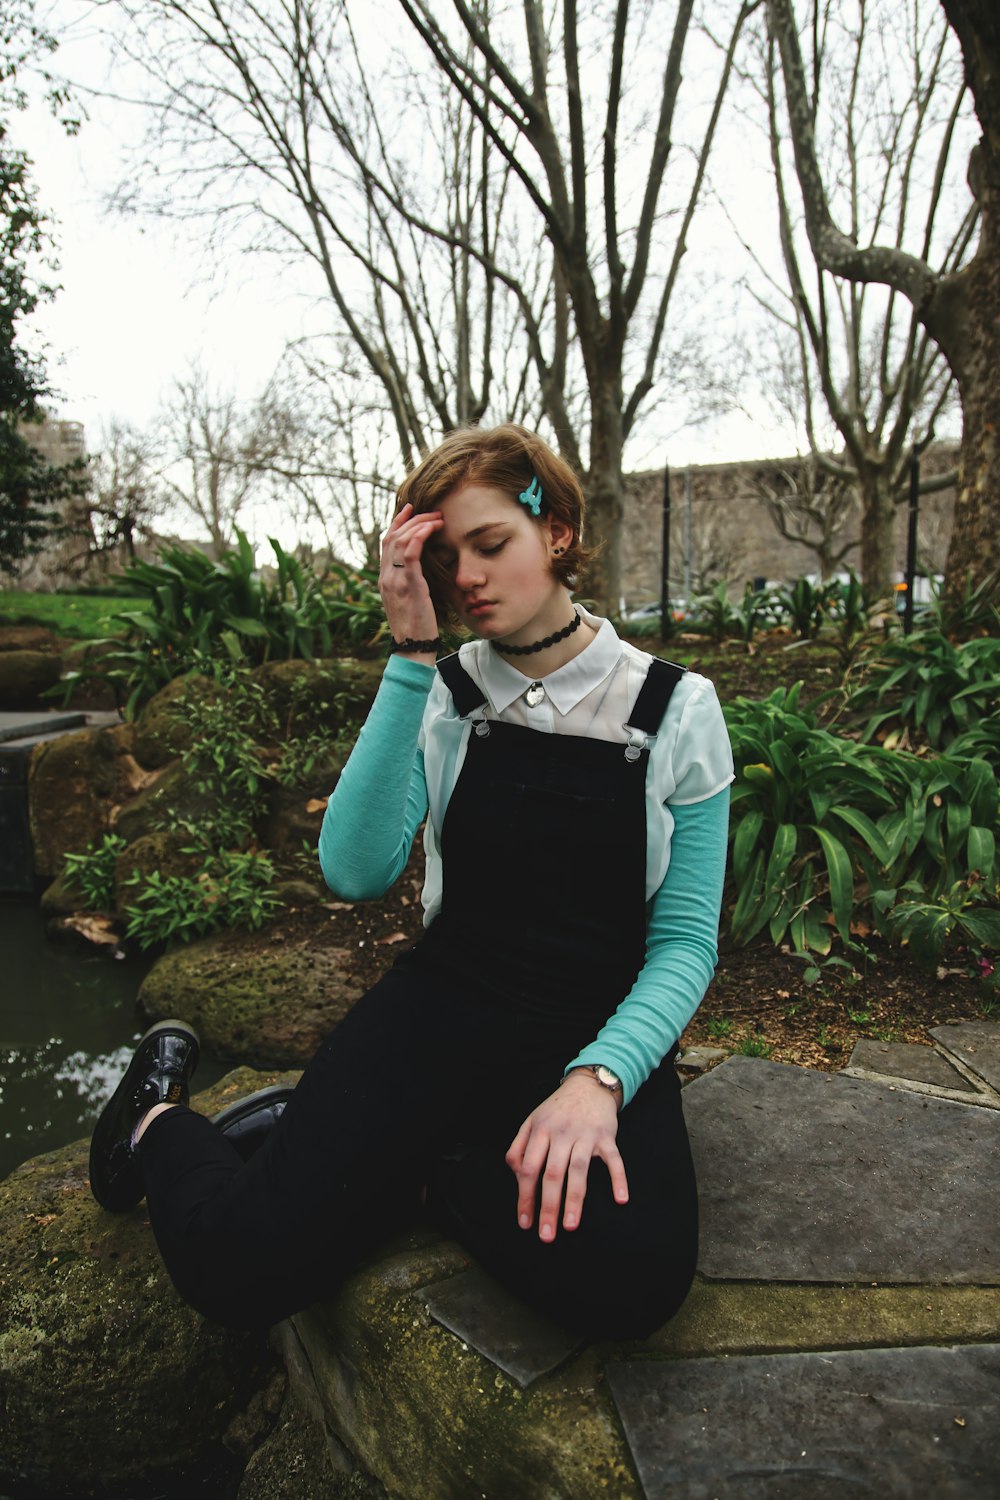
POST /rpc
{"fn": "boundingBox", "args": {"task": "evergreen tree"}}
[0,3,87,578]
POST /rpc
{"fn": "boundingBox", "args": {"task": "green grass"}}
[0,589,147,640]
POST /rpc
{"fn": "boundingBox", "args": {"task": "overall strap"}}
[436,652,487,718]
[626,657,686,735]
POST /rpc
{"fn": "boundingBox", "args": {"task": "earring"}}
[553,546,565,556]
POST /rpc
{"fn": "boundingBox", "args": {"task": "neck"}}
[495,603,597,677]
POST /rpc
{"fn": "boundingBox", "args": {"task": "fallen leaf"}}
[375,931,408,945]
[305,797,328,813]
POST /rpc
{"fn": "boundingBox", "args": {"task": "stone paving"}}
[289,1021,1000,1497]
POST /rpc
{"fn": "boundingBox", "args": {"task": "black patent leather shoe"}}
[89,1020,200,1212]
[212,1085,294,1162]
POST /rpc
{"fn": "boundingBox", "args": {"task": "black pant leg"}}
[138,966,494,1329]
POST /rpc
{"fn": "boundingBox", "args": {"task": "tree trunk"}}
[858,469,897,602]
[583,390,625,616]
[944,161,1000,600]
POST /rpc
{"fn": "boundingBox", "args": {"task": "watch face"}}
[595,1065,621,1090]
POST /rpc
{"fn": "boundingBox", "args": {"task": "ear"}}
[544,515,574,554]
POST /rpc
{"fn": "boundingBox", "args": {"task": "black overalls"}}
[138,655,700,1338]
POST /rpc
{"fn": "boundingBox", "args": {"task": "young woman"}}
[90,424,732,1340]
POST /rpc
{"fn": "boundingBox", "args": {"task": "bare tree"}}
[396,0,761,610]
[768,0,1000,604]
[155,369,280,557]
[107,2,550,471]
[253,342,406,569]
[82,419,165,568]
[751,454,860,579]
[103,1,761,613]
[729,2,974,598]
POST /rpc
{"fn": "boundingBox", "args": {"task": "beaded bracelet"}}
[389,636,443,655]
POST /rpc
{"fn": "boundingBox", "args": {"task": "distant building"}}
[621,445,957,606]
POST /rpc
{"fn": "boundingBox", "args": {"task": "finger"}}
[561,1146,592,1231]
[599,1140,630,1206]
[537,1144,572,1243]
[505,1119,531,1176]
[381,517,443,574]
[514,1131,551,1231]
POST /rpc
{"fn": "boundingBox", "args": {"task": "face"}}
[426,482,573,643]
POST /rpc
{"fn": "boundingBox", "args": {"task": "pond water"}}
[0,897,229,1184]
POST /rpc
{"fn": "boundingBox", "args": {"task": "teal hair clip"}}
[518,474,544,516]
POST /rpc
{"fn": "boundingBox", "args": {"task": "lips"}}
[465,599,495,616]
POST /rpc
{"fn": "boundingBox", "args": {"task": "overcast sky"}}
[17,0,801,479]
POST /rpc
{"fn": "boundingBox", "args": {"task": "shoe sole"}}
[211,1085,295,1131]
[89,1018,200,1212]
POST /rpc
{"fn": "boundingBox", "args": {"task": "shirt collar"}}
[472,608,622,715]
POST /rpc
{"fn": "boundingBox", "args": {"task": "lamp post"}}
[660,462,671,632]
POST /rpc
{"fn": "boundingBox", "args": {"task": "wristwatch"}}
[569,1064,623,1106]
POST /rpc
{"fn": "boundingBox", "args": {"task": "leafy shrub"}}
[686,582,777,644]
[62,833,128,910]
[61,535,388,715]
[920,570,1000,640]
[844,630,1000,753]
[883,881,1000,967]
[725,684,1000,955]
[774,576,839,641]
[826,572,884,670]
[122,849,280,950]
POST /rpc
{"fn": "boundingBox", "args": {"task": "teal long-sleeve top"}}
[319,639,732,1107]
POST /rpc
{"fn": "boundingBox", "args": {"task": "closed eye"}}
[479,541,506,557]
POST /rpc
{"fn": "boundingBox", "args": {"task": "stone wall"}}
[621,444,958,606]
[12,416,93,592]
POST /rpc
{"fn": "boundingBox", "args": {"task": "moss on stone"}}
[113,828,203,917]
[289,1255,639,1500]
[0,647,62,707]
[252,659,382,739]
[132,672,219,769]
[138,927,365,1066]
[28,728,121,877]
[114,761,217,845]
[0,1122,272,1494]
[647,1275,1000,1357]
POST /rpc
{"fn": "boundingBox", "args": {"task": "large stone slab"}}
[683,1057,1000,1283]
[422,1267,581,1388]
[846,1039,978,1091]
[933,1022,1000,1094]
[0,710,86,744]
[607,1343,1000,1499]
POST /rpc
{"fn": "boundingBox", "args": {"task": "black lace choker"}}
[492,611,582,657]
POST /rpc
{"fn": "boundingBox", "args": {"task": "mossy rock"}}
[287,1240,637,1500]
[28,728,121,878]
[273,879,323,908]
[0,648,63,708]
[260,781,340,859]
[39,866,89,916]
[252,659,382,738]
[138,925,366,1066]
[0,623,59,653]
[113,829,205,918]
[236,1387,386,1500]
[114,761,217,845]
[0,1069,288,1496]
[132,672,219,770]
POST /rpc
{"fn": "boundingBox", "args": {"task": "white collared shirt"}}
[417,609,734,923]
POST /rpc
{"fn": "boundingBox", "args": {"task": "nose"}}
[454,551,486,592]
